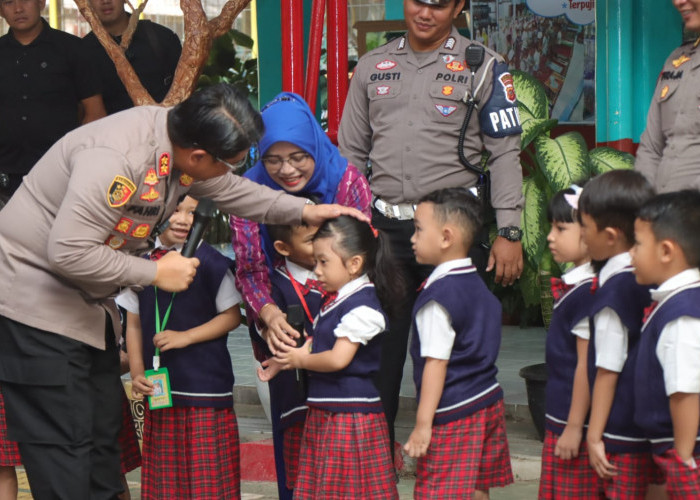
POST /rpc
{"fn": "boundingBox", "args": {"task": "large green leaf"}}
[535,132,590,191]
[512,70,549,120]
[521,176,549,267]
[589,147,634,175]
[519,105,558,150]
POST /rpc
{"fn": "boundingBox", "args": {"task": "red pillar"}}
[325,0,348,144]
[281,0,304,94]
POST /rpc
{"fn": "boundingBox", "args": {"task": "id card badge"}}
[145,367,173,410]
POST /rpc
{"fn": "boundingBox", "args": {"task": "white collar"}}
[336,274,371,300]
[284,258,317,285]
[562,262,596,285]
[651,268,700,301]
[424,258,473,289]
[153,237,182,252]
[599,252,632,286]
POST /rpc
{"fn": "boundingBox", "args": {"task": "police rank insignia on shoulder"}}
[158,153,171,177]
[444,37,456,50]
[179,173,194,187]
[107,175,136,208]
[144,168,159,186]
[114,217,134,234]
[131,224,151,239]
[105,235,126,250]
[140,186,160,202]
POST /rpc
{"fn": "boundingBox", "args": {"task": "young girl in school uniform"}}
[539,186,599,499]
[119,195,243,499]
[275,215,404,499]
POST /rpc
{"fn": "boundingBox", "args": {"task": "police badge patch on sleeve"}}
[479,62,522,138]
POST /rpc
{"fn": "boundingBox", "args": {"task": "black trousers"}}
[0,315,122,500]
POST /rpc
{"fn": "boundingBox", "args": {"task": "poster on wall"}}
[472,0,595,124]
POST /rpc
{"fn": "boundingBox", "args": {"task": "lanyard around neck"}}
[152,287,176,370]
[285,268,314,324]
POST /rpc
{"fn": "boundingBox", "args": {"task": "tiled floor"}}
[230,323,546,406]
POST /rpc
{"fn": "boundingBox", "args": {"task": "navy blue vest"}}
[635,283,700,455]
[545,278,594,434]
[587,268,652,452]
[410,265,503,425]
[306,282,385,414]
[139,243,235,408]
[247,265,323,428]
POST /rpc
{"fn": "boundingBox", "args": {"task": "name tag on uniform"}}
[145,367,173,410]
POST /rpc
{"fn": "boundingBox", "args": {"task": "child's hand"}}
[257,358,284,382]
[131,373,154,400]
[275,338,313,369]
[404,424,432,458]
[153,329,191,351]
[555,425,582,460]
[586,436,618,479]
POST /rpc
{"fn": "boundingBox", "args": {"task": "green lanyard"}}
[152,287,176,370]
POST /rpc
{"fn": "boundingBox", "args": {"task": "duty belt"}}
[373,197,417,220]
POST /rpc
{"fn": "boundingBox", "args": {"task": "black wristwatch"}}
[497,226,522,242]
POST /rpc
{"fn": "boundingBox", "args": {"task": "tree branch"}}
[209,0,249,38]
[120,0,149,50]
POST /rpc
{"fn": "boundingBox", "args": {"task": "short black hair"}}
[419,187,482,249]
[167,83,264,159]
[578,170,654,244]
[267,224,296,246]
[547,187,577,223]
[638,190,700,267]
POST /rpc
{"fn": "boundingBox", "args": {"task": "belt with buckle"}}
[373,197,417,220]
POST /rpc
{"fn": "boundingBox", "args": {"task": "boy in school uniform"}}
[405,187,513,499]
[578,170,661,499]
[632,190,700,499]
[253,223,322,497]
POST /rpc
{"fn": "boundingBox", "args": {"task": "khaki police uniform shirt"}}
[636,38,700,192]
[0,106,306,349]
[339,26,523,228]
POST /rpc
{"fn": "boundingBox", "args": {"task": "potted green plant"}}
[511,71,634,440]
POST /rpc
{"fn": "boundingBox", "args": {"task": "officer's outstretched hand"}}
[302,203,370,226]
[152,251,200,292]
[487,237,523,286]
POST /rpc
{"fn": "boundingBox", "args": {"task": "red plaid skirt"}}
[415,399,513,499]
[597,451,662,499]
[294,408,398,499]
[141,406,240,500]
[0,388,20,467]
[539,430,599,499]
[653,449,700,499]
[118,390,141,474]
[283,421,304,490]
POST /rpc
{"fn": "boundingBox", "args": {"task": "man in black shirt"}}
[83,0,182,114]
[0,0,105,202]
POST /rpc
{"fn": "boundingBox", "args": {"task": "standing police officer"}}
[338,0,523,454]
[635,0,700,192]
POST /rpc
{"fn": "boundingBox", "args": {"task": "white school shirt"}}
[650,268,700,395]
[594,252,632,372]
[328,274,385,345]
[561,262,596,340]
[414,258,473,360]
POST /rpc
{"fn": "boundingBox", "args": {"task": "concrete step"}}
[234,386,544,483]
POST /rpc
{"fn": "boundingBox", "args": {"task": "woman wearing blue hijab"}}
[230,93,371,498]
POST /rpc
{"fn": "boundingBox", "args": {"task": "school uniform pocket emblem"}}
[107,176,136,208]
[435,105,457,117]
